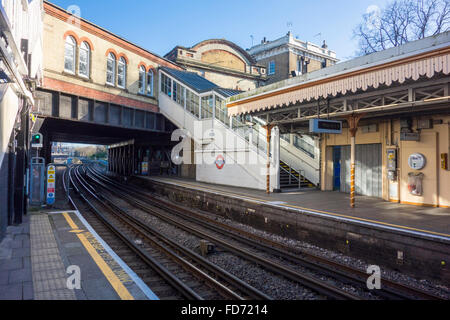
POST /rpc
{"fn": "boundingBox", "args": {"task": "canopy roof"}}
[227,32,450,117]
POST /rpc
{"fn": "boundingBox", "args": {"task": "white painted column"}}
[198,96,202,120]
[272,126,281,191]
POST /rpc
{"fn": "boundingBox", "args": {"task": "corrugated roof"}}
[160,67,218,93]
[213,87,243,98]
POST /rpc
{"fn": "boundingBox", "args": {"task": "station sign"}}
[142,162,148,175]
[215,155,225,170]
[47,165,56,205]
[310,119,342,134]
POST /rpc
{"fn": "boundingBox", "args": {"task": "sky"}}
[49,0,392,62]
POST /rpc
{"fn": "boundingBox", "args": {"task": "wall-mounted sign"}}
[408,153,426,170]
[47,165,56,205]
[387,149,397,171]
[309,119,342,134]
[142,162,148,175]
[441,153,449,170]
[401,132,420,141]
[215,155,225,170]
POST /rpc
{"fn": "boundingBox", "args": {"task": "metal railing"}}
[293,134,316,159]
[280,163,306,189]
[161,81,269,158]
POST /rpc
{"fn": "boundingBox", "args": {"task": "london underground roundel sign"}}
[215,155,225,170]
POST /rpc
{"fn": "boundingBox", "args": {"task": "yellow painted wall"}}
[437,123,450,207]
[321,115,450,207]
[400,132,438,206]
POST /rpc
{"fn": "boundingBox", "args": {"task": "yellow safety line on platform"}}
[62,212,134,300]
[156,179,450,239]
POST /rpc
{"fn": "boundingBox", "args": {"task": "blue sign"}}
[47,165,56,206]
[310,119,343,134]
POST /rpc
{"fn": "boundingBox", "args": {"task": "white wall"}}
[0,84,19,166]
[159,92,278,191]
[195,119,278,191]
[279,137,320,185]
[1,0,43,80]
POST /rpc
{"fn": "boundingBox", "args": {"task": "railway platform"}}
[143,176,450,238]
[0,209,157,300]
[135,176,450,282]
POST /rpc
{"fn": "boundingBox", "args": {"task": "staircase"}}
[158,68,319,191]
[280,161,314,189]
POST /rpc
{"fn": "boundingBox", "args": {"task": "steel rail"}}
[89,165,445,300]
[75,166,269,300]
[68,166,203,300]
[86,165,360,300]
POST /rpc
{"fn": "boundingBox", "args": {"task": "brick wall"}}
[43,77,158,112]
[258,52,290,84]
[201,50,246,72]
[42,6,180,112]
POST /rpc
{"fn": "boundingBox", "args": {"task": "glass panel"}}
[139,71,146,93]
[64,43,75,72]
[214,95,229,126]
[172,80,178,101]
[107,58,115,85]
[147,72,153,96]
[281,134,291,143]
[117,63,126,88]
[201,95,213,119]
[78,48,89,77]
[173,82,184,106]
[293,135,315,158]
[186,89,199,118]
[161,73,172,97]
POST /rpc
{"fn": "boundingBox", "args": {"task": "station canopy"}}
[226,32,450,133]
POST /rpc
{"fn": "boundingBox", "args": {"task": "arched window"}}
[146,69,154,96]
[79,42,90,78]
[106,52,116,85]
[139,65,146,94]
[117,57,127,88]
[64,36,76,73]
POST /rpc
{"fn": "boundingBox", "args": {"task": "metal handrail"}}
[280,163,306,189]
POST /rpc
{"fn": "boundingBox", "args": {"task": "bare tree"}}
[354,0,450,55]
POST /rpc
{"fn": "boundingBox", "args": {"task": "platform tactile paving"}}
[30,215,76,300]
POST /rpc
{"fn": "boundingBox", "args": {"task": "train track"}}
[85,164,445,301]
[67,165,270,300]
[81,164,366,300]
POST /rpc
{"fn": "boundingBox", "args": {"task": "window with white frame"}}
[268,61,275,75]
[106,53,116,85]
[117,57,127,88]
[146,69,154,96]
[64,36,76,73]
[139,66,146,94]
[78,41,90,78]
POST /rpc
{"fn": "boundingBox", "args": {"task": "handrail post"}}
[299,170,301,189]
[289,165,291,185]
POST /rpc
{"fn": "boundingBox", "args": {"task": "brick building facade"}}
[40,1,181,116]
[165,39,267,91]
[248,32,338,84]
